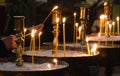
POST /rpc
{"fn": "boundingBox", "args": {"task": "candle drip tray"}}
[0,57,69,76]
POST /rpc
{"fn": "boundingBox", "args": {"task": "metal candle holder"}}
[79,7,89,43]
[104,0,113,37]
[14,16,25,66]
[52,9,62,56]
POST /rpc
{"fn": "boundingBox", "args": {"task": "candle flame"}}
[100,14,105,19]
[107,21,109,25]
[91,44,97,54]
[112,21,115,25]
[74,12,76,16]
[116,16,119,21]
[75,23,78,27]
[39,32,42,36]
[31,29,36,38]
[78,26,82,32]
[86,37,89,42]
[98,32,101,37]
[52,6,58,11]
[62,17,66,23]
[53,58,57,63]
[56,17,59,24]
[24,28,27,33]
[104,2,107,6]
[109,24,112,29]
[47,64,51,69]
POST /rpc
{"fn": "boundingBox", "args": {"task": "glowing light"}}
[56,18,59,24]
[52,6,58,11]
[62,17,66,23]
[47,64,51,69]
[74,12,76,16]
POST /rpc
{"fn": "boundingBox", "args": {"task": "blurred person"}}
[0,23,44,57]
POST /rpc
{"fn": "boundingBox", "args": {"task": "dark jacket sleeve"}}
[0,40,15,57]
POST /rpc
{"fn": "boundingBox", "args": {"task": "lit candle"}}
[98,32,101,45]
[91,44,97,55]
[53,58,58,68]
[23,28,27,53]
[78,26,82,40]
[55,17,59,57]
[112,21,115,35]
[112,21,115,46]
[105,21,109,37]
[116,16,120,35]
[47,64,51,70]
[99,14,105,34]
[30,29,36,65]
[86,37,90,56]
[52,6,59,11]
[62,17,66,57]
[109,24,112,35]
[75,23,78,48]
[42,5,58,24]
[73,12,76,46]
[31,29,35,65]
[38,32,42,54]
[104,15,107,35]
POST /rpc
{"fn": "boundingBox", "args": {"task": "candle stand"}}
[14,16,25,66]
[77,2,90,45]
[0,57,69,76]
[52,9,62,56]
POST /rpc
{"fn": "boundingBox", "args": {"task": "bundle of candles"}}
[99,16,120,46]
[99,15,120,35]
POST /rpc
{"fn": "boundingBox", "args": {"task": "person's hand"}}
[2,35,17,50]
